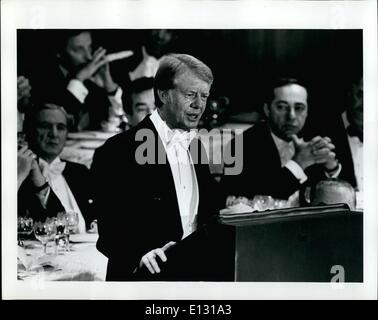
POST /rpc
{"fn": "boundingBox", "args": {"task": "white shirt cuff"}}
[108,86,124,116]
[285,160,308,184]
[67,79,89,104]
[108,86,123,105]
[325,163,342,178]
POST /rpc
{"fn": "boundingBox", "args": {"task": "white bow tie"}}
[167,130,197,150]
[39,160,66,180]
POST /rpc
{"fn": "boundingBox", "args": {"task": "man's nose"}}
[84,49,93,61]
[48,126,59,137]
[191,95,203,109]
[286,107,296,120]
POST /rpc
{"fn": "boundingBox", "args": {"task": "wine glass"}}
[17,217,34,247]
[250,195,274,211]
[64,211,79,250]
[33,218,57,256]
[54,212,68,253]
[273,198,289,209]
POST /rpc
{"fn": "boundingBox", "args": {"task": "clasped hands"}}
[137,241,176,274]
[17,146,47,191]
[74,47,118,93]
[292,134,339,171]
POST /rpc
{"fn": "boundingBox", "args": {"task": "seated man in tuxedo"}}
[18,103,94,232]
[30,30,124,131]
[91,54,232,281]
[122,77,156,129]
[343,76,363,194]
[222,77,343,206]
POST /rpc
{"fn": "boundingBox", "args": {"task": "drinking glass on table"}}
[54,212,68,253]
[33,218,57,256]
[64,211,79,250]
[250,195,274,211]
[17,217,34,247]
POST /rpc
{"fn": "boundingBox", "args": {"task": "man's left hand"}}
[309,136,339,171]
[138,241,176,274]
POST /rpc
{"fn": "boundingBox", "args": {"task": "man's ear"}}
[157,89,170,105]
[263,103,270,118]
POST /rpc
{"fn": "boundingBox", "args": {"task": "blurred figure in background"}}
[30,30,124,132]
[310,178,356,210]
[122,77,155,129]
[222,78,343,207]
[18,103,95,232]
[343,77,363,194]
[17,75,33,133]
[128,29,177,82]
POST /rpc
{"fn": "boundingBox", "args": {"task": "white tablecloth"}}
[18,233,108,281]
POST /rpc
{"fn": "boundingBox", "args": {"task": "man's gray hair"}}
[153,53,214,108]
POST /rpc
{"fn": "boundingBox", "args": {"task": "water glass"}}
[33,218,57,256]
[17,217,34,246]
[64,211,79,250]
[54,212,68,253]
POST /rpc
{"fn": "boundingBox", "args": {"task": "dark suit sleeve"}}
[91,141,149,276]
[30,66,110,131]
[18,179,65,221]
[221,133,302,200]
[196,141,227,225]
[62,162,95,230]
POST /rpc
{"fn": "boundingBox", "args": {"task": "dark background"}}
[17,29,362,118]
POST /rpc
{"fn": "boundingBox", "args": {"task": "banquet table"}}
[17,233,108,281]
[61,131,117,169]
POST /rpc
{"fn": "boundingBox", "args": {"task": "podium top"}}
[219,203,362,227]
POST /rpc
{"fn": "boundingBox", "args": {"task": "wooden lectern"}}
[220,204,363,282]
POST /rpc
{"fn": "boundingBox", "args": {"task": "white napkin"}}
[220,203,254,215]
[18,246,56,272]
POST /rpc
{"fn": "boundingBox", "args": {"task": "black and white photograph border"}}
[2,0,378,300]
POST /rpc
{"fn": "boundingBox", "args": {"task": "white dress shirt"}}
[149,110,199,239]
[39,157,87,234]
[347,135,363,192]
[342,112,363,192]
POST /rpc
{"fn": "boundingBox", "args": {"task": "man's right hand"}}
[75,47,108,82]
[17,146,35,188]
[29,158,48,191]
[129,46,160,81]
[292,135,336,170]
[138,241,176,274]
